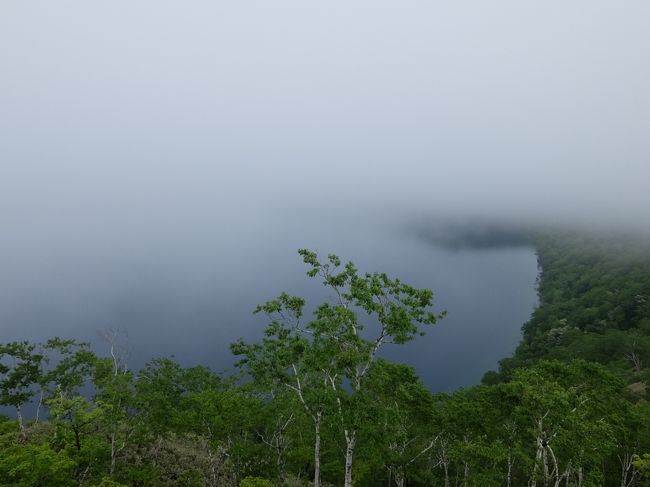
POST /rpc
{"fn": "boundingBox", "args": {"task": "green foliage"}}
[92,478,129,487]
[0,341,42,418]
[0,443,76,486]
[239,476,274,487]
[233,249,444,486]
[2,238,650,486]
[494,232,650,381]
[0,422,76,487]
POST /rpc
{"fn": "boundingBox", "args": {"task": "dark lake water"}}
[1,219,538,392]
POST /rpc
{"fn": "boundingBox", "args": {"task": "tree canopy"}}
[2,239,650,486]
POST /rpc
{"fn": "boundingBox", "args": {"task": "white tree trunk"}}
[436,440,451,487]
[530,437,542,487]
[314,412,322,487]
[442,460,450,487]
[394,470,405,487]
[619,453,638,487]
[110,431,117,475]
[542,446,550,487]
[344,431,356,487]
[16,405,25,435]
[35,388,44,423]
[506,452,513,487]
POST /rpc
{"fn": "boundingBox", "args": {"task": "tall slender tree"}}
[233,249,444,487]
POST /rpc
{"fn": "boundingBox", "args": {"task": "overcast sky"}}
[1,2,649,375]
[2,1,650,231]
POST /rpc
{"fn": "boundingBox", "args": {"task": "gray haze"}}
[0,2,648,388]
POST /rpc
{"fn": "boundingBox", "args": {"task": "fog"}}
[1,2,648,388]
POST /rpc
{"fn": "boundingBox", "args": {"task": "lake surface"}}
[0,219,538,391]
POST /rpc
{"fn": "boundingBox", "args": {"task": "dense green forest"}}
[2,236,650,487]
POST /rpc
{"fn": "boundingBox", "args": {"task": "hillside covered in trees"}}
[2,235,650,486]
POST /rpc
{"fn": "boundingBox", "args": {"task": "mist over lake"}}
[0,215,538,391]
[4,3,650,486]
[2,0,647,392]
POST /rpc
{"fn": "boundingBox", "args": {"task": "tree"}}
[232,291,334,487]
[232,249,444,487]
[358,360,436,487]
[633,453,650,486]
[0,341,43,434]
[0,442,76,486]
[93,352,135,477]
[507,361,623,486]
[37,338,95,422]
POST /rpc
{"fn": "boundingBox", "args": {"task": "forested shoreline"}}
[2,235,650,486]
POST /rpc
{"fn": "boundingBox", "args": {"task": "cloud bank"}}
[2,1,650,231]
[0,2,648,378]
